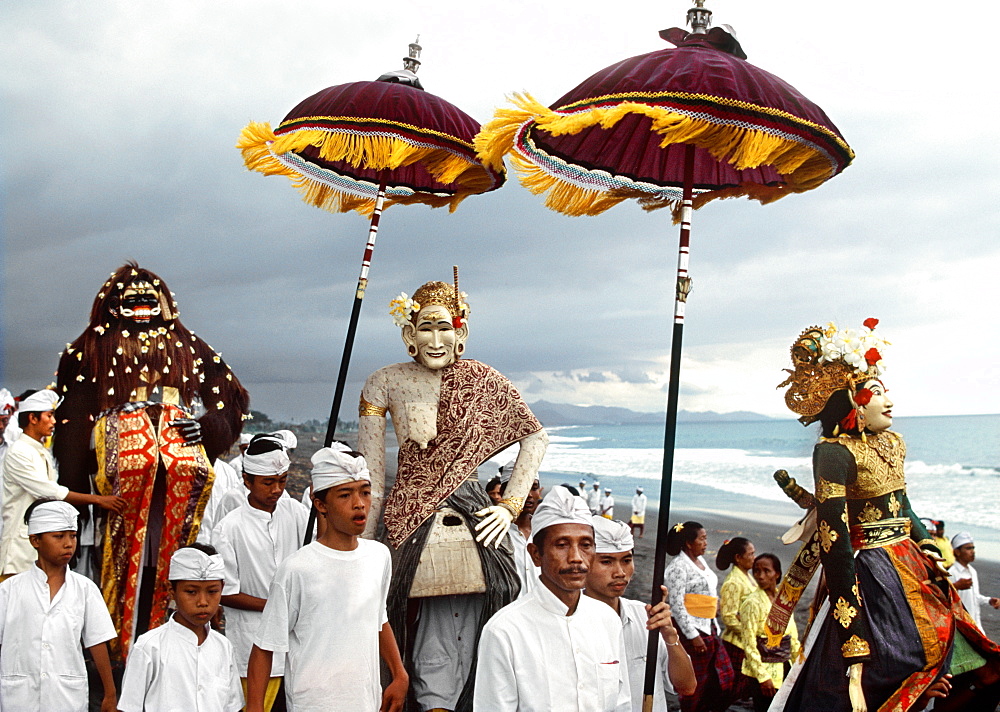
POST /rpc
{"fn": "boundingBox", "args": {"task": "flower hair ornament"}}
[778,318,890,426]
[389,293,420,327]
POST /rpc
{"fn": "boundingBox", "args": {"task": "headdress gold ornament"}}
[778,318,889,425]
[391,269,470,329]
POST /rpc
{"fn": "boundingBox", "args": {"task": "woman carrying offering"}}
[717,536,757,704]
[773,319,1000,712]
[739,553,799,711]
[664,521,733,712]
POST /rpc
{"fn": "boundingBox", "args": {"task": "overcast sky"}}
[2,1,998,422]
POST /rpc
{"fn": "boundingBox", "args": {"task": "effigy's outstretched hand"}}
[473,505,514,548]
[170,418,202,444]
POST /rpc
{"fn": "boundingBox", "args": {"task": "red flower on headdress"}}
[854,388,873,406]
[452,316,463,329]
[864,348,881,366]
[863,317,879,330]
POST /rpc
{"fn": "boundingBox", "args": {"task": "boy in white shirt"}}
[246,445,408,712]
[0,499,118,712]
[118,544,243,712]
[213,434,309,710]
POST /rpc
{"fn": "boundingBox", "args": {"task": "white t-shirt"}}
[196,458,244,544]
[213,496,309,676]
[475,582,631,712]
[0,565,117,712]
[118,615,243,712]
[254,539,392,712]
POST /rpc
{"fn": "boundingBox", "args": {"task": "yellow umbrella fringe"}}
[238,122,488,216]
[474,93,838,203]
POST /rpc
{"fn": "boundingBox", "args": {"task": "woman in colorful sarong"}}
[664,521,733,712]
[773,319,1000,712]
[717,536,757,704]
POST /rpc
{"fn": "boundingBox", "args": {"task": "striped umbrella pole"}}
[307,176,387,546]
[643,143,695,709]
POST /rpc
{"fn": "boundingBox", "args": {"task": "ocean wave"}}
[906,460,1000,478]
[540,445,813,504]
[547,435,600,444]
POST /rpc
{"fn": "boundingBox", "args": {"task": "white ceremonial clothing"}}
[254,539,391,712]
[618,597,674,712]
[475,581,631,712]
[196,458,244,545]
[952,560,991,631]
[118,615,243,712]
[0,436,69,575]
[212,496,309,676]
[509,522,540,600]
[631,493,647,518]
[587,488,603,515]
[600,495,615,517]
[0,565,116,712]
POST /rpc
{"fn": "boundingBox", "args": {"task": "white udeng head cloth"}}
[18,389,62,413]
[242,433,291,476]
[311,444,370,494]
[530,485,593,540]
[27,500,79,535]
[592,515,634,554]
[0,389,14,414]
[273,429,298,450]
[168,547,226,581]
[952,531,974,550]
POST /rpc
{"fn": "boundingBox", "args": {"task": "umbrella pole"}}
[307,177,387,545]
[642,143,695,710]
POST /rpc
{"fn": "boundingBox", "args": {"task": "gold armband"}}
[498,497,524,518]
[359,396,387,418]
[842,634,870,658]
[815,477,846,503]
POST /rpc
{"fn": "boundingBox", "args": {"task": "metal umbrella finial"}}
[404,36,422,73]
[377,36,424,89]
[687,0,712,34]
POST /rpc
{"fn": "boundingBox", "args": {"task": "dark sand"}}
[281,433,1000,710]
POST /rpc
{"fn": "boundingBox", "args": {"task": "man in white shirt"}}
[600,488,615,519]
[950,532,1000,632]
[585,516,696,711]
[0,390,124,576]
[587,481,603,515]
[475,485,631,712]
[498,459,543,599]
[630,487,647,538]
[214,435,310,709]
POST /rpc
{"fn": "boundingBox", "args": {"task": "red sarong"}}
[95,403,213,657]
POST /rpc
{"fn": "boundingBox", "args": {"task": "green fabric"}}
[949,631,987,676]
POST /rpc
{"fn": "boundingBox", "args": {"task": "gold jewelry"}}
[498,497,524,518]
[842,635,870,658]
[359,396,387,418]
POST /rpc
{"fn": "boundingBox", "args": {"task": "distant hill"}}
[528,400,777,426]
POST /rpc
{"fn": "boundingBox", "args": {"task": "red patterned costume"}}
[54,264,249,656]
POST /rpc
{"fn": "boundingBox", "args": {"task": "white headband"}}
[530,485,593,540]
[952,531,974,549]
[168,548,226,581]
[27,501,78,535]
[0,389,14,413]
[592,515,634,554]
[311,445,370,494]
[18,389,62,413]
[273,429,298,450]
[242,447,290,477]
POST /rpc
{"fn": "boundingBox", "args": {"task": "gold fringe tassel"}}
[474,92,841,218]
[237,121,496,216]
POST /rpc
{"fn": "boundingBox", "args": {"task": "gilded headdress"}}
[389,268,470,328]
[779,318,889,425]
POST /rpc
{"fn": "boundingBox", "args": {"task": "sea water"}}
[488,414,1000,560]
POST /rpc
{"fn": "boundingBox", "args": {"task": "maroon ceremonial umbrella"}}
[475,3,853,701]
[238,40,504,446]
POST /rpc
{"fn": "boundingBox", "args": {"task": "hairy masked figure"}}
[358,278,548,712]
[54,263,249,656]
[770,320,1000,712]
